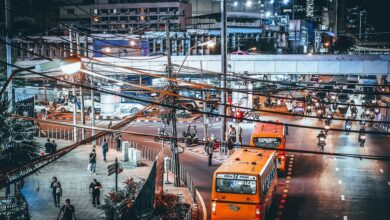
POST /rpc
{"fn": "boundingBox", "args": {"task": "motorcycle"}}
[324,124,330,135]
[318,137,326,152]
[185,134,199,147]
[351,112,357,120]
[359,133,366,147]
[326,114,332,124]
[317,109,324,118]
[345,123,352,135]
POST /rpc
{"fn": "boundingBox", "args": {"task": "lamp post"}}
[359,10,367,41]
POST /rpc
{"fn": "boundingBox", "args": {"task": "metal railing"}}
[0,194,30,220]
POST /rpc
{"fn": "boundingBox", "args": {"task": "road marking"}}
[336,168,339,172]
[387,182,390,187]
[339,180,342,185]
[344,216,348,220]
[196,190,207,220]
[380,169,384,173]
[341,195,345,201]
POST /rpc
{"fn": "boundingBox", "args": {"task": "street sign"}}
[107,160,123,176]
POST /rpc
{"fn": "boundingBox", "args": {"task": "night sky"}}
[347,0,390,32]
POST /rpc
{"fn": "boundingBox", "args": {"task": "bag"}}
[87,163,92,171]
[56,186,62,194]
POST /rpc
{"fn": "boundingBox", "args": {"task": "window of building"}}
[140,16,145,21]
[149,16,158,21]
[129,8,137,14]
[66,9,75,15]
[101,17,109,22]
[149,8,158,13]
[120,8,127,14]
[120,16,127,21]
[140,8,145,14]
[129,16,137,21]
[101,9,108,14]
[159,8,167,13]
[110,17,119,22]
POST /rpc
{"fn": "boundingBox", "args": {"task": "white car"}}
[120,103,145,114]
[56,100,101,113]
[34,101,51,113]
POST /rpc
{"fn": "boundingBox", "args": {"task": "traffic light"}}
[234,110,244,122]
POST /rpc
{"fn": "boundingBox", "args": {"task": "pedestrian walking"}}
[52,140,57,153]
[57,199,76,220]
[101,139,108,162]
[206,138,215,166]
[89,149,97,175]
[50,177,62,208]
[44,138,54,154]
[89,179,102,207]
[115,133,122,151]
[239,127,243,145]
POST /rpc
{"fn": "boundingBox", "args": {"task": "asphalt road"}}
[39,111,390,220]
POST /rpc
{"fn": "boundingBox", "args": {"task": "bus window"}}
[253,138,281,148]
[216,174,257,195]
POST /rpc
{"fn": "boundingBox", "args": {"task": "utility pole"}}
[166,17,180,187]
[220,0,227,142]
[90,64,96,147]
[5,0,13,111]
[76,31,86,139]
[69,25,78,142]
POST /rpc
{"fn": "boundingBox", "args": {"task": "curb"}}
[96,115,197,123]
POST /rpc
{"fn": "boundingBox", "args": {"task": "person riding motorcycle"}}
[345,119,352,134]
[317,130,326,151]
[358,127,366,147]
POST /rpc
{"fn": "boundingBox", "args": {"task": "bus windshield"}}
[216,174,257,195]
[253,138,281,148]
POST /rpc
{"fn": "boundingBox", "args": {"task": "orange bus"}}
[211,148,278,220]
[249,122,287,173]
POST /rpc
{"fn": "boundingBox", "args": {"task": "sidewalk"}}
[21,138,152,220]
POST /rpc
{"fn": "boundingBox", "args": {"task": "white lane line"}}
[336,168,339,172]
[196,189,207,220]
[339,180,342,185]
[344,216,348,220]
[380,169,384,173]
[341,195,345,201]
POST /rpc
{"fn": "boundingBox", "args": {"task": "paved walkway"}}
[21,138,152,220]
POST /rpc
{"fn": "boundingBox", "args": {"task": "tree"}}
[0,97,40,173]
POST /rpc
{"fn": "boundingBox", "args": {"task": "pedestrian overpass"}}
[16,54,390,78]
[85,54,390,77]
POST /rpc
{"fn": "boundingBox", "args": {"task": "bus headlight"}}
[212,201,217,215]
